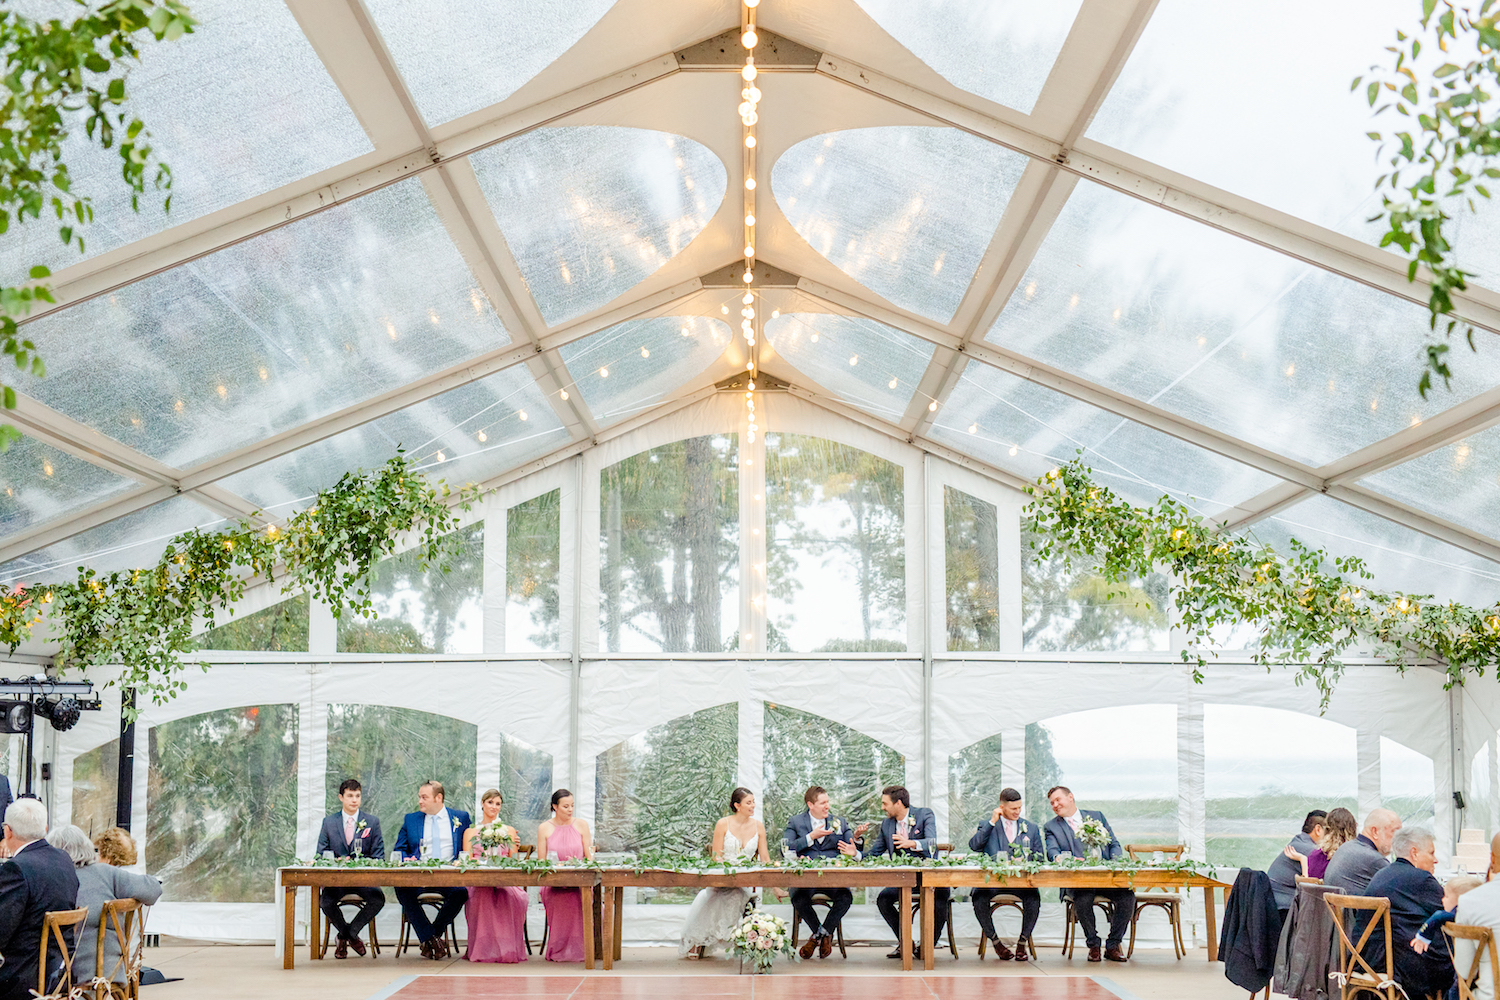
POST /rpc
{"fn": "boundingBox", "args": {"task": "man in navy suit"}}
[1043,785,1134,963]
[858,785,943,960]
[0,799,81,1000]
[315,778,386,959]
[391,780,471,960]
[969,787,1045,961]
[783,785,857,959]
[1358,827,1454,999]
[0,775,11,818]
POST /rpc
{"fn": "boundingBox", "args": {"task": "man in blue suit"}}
[391,780,470,960]
[783,785,857,959]
[1043,785,1134,963]
[315,778,385,959]
[969,787,1044,960]
[859,785,943,960]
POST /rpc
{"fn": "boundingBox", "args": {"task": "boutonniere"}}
[451,816,462,832]
[830,819,842,834]
[356,818,368,832]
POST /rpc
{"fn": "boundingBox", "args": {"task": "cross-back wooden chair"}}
[1324,893,1398,1000]
[1124,843,1187,959]
[37,906,89,1000]
[94,898,145,1000]
[1444,922,1500,1000]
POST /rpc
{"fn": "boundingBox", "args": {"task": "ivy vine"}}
[0,454,477,716]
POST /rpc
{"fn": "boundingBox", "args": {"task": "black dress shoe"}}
[886,946,903,959]
[1104,946,1127,963]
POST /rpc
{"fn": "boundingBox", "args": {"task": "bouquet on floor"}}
[475,822,517,858]
[730,909,795,973]
[1078,817,1111,857]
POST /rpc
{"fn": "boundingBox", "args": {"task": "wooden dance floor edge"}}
[371,974,1143,1000]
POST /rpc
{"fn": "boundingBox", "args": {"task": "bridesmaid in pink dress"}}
[538,789,594,962]
[462,789,529,963]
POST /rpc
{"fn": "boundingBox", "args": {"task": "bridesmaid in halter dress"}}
[537,789,594,962]
[461,789,528,963]
[679,787,778,958]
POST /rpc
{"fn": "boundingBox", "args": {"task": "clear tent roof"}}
[4,0,1500,611]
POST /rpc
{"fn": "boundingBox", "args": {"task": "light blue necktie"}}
[425,813,435,859]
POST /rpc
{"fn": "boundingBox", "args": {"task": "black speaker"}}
[0,700,32,734]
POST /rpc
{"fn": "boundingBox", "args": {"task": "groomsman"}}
[392,780,471,960]
[858,785,943,960]
[783,785,857,959]
[1043,785,1134,963]
[315,779,385,959]
[969,787,1044,960]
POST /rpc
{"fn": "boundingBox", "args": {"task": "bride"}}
[679,787,778,958]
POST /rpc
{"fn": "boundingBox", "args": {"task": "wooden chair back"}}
[1124,844,1185,895]
[932,843,953,858]
[96,898,144,1000]
[1295,875,1324,885]
[37,906,89,999]
[1323,893,1397,1000]
[517,843,536,860]
[1444,922,1500,1000]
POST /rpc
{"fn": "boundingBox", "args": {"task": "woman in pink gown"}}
[538,788,594,963]
[462,789,529,963]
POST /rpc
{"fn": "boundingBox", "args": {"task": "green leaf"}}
[107,78,124,102]
[2,387,13,409]
[27,265,48,280]
[1435,62,1462,77]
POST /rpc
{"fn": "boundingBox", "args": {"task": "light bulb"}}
[640,347,650,358]
[681,326,690,336]
[848,355,858,366]
[744,134,756,148]
[1009,445,1018,456]
[744,244,755,258]
[745,213,756,226]
[477,430,487,442]
[600,367,610,378]
[742,61,757,82]
[437,451,446,462]
[888,378,898,389]
[745,0,759,7]
[771,309,779,318]
[968,424,977,434]
[738,101,754,117]
[742,292,754,305]
[742,87,761,103]
[746,362,755,371]
[744,306,755,319]
[745,177,756,190]
[746,336,755,346]
[748,380,756,390]
[742,269,754,283]
[810,333,818,342]
[748,432,756,442]
[519,410,528,421]
[722,305,730,314]
[741,29,757,48]
[745,391,753,398]
[741,110,758,126]
[560,390,569,401]
[928,400,938,411]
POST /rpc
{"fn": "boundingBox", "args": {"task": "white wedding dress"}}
[678,830,758,957]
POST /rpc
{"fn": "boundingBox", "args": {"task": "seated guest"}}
[392,780,470,960]
[1323,807,1401,896]
[45,824,162,986]
[0,799,81,1000]
[783,785,857,959]
[1043,785,1134,963]
[315,778,386,959]
[93,827,137,869]
[1358,827,1453,1000]
[1268,809,1326,914]
[1283,806,1357,893]
[857,785,943,960]
[1411,874,1482,956]
[969,787,1044,961]
[1455,833,1500,1000]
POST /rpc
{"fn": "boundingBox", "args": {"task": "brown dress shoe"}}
[1087,944,1102,963]
[419,939,436,960]
[1104,946,1127,963]
[991,939,1014,961]
[334,937,348,960]
[818,934,834,959]
[799,936,818,960]
[348,935,366,957]
[1014,938,1032,962]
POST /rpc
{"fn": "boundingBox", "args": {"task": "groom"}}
[783,785,857,959]
[391,780,471,960]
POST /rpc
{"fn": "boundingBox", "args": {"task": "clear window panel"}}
[1034,705,1177,846]
[948,733,1006,848]
[945,486,1000,652]
[1022,530,1167,652]
[853,0,1082,115]
[599,436,739,653]
[70,738,120,839]
[763,313,935,421]
[507,489,562,653]
[1,734,25,799]
[1361,425,1500,546]
[338,523,484,654]
[472,128,727,325]
[594,703,738,857]
[0,436,135,543]
[762,703,906,843]
[195,594,309,652]
[1205,705,1356,868]
[1473,744,1494,839]
[21,178,513,470]
[495,734,555,849]
[764,434,906,652]
[0,0,371,275]
[559,316,731,428]
[1382,737,1436,832]
[772,127,1028,322]
[147,704,298,902]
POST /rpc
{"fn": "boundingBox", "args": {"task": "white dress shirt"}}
[423,807,454,861]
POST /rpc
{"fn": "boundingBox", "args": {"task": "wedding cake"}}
[1455,828,1491,873]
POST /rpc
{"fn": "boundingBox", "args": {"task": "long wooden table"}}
[599,867,920,971]
[916,867,1233,970]
[276,865,600,970]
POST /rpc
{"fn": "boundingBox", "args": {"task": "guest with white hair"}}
[1357,826,1453,1000]
[0,799,81,1000]
[45,824,162,987]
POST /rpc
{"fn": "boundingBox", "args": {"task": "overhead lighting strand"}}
[740,0,763,441]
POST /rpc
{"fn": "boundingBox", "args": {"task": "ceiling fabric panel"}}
[0,0,371,276]
[557,315,730,428]
[984,178,1500,467]
[471,127,727,326]
[765,312,934,421]
[17,178,511,470]
[0,438,137,543]
[772,127,1028,322]
[1361,429,1500,545]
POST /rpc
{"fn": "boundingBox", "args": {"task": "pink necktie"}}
[345,815,355,845]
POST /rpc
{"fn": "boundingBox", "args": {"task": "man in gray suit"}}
[858,785,943,960]
[783,785,858,959]
[1043,785,1134,963]
[315,778,386,959]
[1322,807,1400,896]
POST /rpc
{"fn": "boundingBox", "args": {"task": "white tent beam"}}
[0,485,180,568]
[1321,384,1500,487]
[1215,483,1311,533]
[1325,485,1500,565]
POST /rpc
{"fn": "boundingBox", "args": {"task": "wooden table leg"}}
[921,885,935,971]
[613,886,623,960]
[602,884,614,970]
[901,887,913,972]
[582,885,596,971]
[1203,886,1219,962]
[309,888,320,960]
[282,886,296,970]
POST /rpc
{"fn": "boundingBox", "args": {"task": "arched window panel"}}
[764,433,906,653]
[472,128,727,325]
[0,494,226,587]
[772,128,1028,322]
[1205,705,1355,868]
[337,523,484,655]
[496,734,556,848]
[559,316,731,428]
[0,0,370,277]
[147,704,298,902]
[365,0,615,126]
[1032,706,1177,845]
[508,489,563,653]
[852,0,1082,115]
[196,594,309,653]
[0,435,135,545]
[983,180,1500,468]
[1023,529,1167,652]
[71,739,120,839]
[599,436,740,653]
[764,313,935,421]
[325,705,479,853]
[1361,427,1500,547]
[945,486,1000,652]
[1383,737,1436,831]
[1247,493,1500,608]
[20,178,512,471]
[763,703,906,843]
[930,368,1279,518]
[218,362,566,516]
[1473,744,1493,839]
[948,733,1005,848]
[595,703,738,860]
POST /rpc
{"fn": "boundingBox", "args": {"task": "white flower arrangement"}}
[476,821,517,857]
[730,909,796,973]
[1078,817,1111,853]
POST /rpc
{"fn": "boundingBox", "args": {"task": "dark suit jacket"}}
[0,776,11,818]
[1358,858,1454,997]
[860,807,938,860]
[315,810,385,860]
[0,839,82,1000]
[783,810,854,860]
[1043,809,1124,862]
[1322,835,1389,896]
[970,814,1045,860]
[392,808,469,860]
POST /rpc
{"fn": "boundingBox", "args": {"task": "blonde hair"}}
[1446,874,1484,898]
[94,827,138,867]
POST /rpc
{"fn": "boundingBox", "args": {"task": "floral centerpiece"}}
[1078,817,1111,859]
[730,909,796,974]
[474,821,517,858]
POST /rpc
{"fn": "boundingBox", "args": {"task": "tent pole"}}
[922,453,933,810]
[115,687,135,832]
[569,454,584,794]
[1450,684,1465,854]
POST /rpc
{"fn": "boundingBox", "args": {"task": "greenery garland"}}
[1026,459,1500,705]
[0,454,476,716]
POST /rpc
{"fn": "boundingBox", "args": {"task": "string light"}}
[560,389,569,401]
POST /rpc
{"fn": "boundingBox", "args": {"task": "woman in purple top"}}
[1285,806,1356,880]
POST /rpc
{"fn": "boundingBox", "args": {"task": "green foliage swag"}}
[1026,459,1500,704]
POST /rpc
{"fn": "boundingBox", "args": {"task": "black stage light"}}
[43,697,81,733]
[0,700,33,734]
